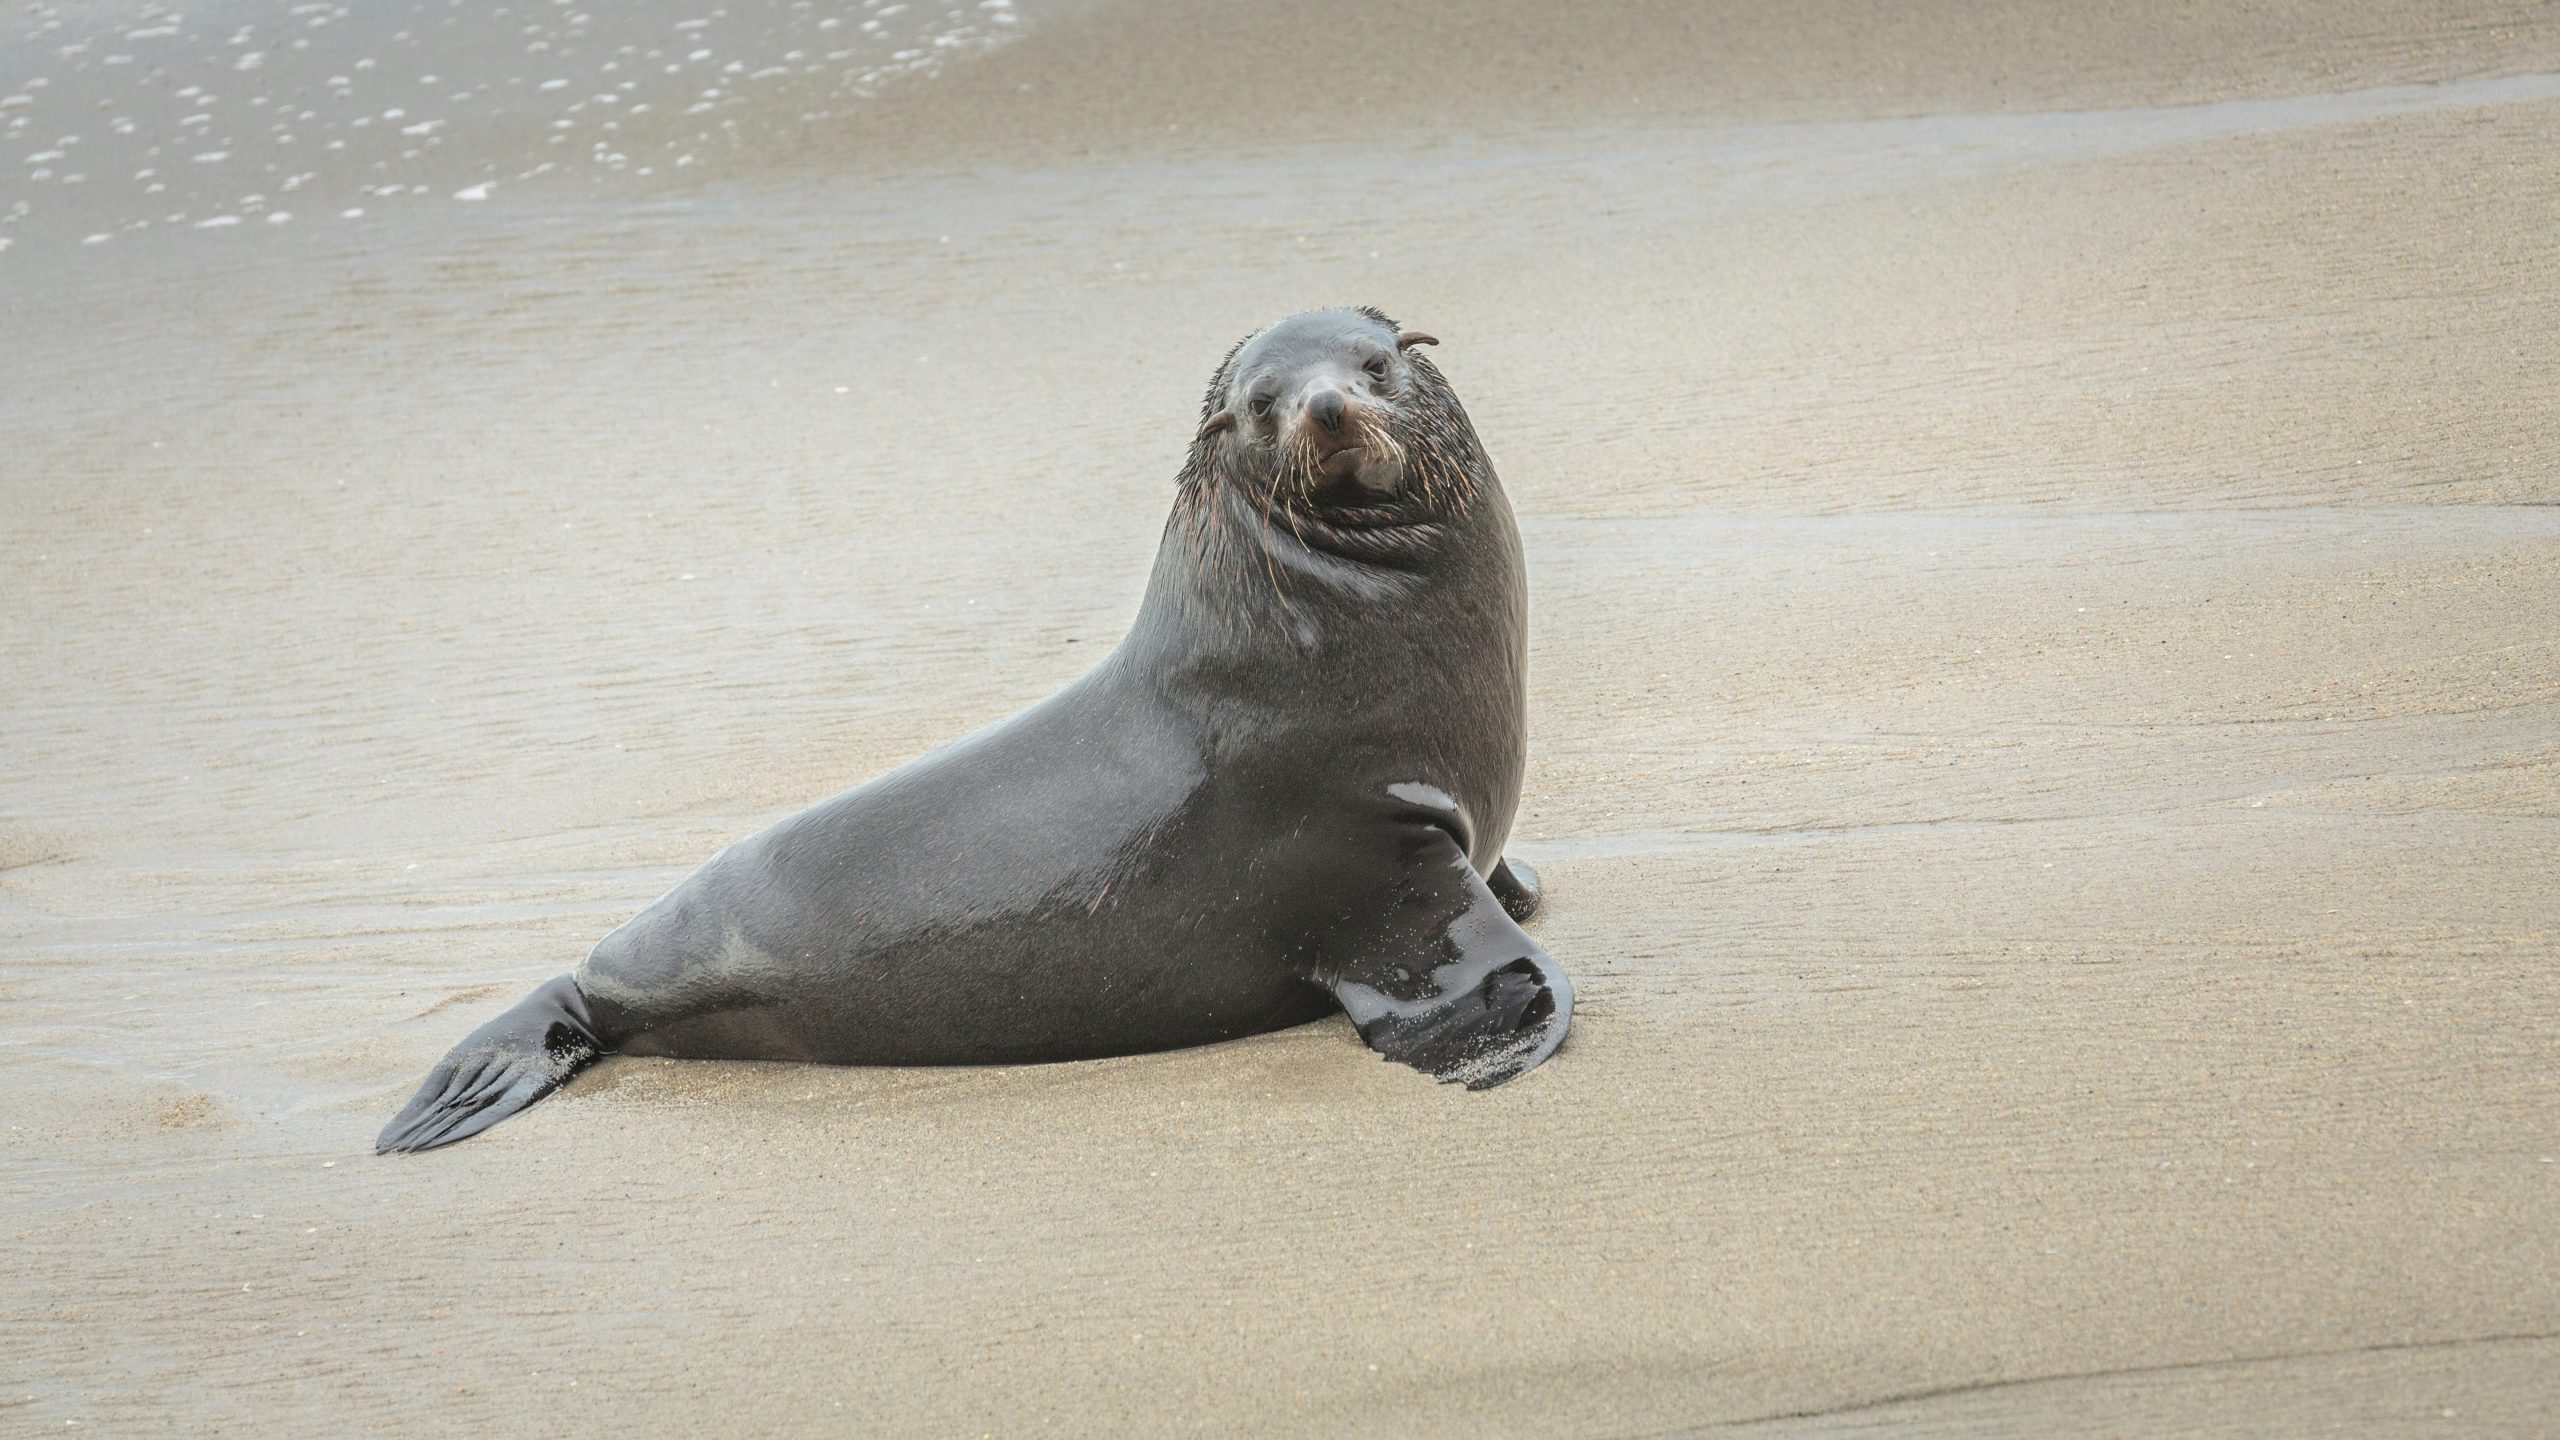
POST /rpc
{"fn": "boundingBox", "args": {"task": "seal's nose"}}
[1307,389,1346,433]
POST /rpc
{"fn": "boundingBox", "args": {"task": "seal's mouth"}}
[1269,411,1418,541]
[1315,444,1368,481]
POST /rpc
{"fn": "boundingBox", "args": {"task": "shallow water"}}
[0,0,1032,256]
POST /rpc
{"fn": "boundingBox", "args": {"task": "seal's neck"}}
[1164,482,1442,633]
[1114,467,1524,703]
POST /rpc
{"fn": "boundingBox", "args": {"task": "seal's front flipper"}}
[1488,856,1542,922]
[1333,832,1572,1090]
[376,974,607,1154]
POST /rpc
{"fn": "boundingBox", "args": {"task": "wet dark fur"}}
[377,307,1567,1154]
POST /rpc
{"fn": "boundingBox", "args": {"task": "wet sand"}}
[5,1,2558,1434]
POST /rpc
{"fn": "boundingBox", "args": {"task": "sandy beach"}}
[5,0,2557,1433]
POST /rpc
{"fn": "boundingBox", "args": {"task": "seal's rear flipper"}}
[376,973,607,1154]
[1333,832,1573,1090]
[1487,856,1542,922]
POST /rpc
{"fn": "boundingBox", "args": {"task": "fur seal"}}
[377,306,1570,1154]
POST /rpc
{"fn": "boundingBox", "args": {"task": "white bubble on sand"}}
[193,150,230,163]
[82,232,111,244]
[266,211,291,224]
[454,182,493,200]
[194,215,240,228]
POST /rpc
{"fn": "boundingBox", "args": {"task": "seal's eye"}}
[1363,355,1391,382]
[1248,393,1274,420]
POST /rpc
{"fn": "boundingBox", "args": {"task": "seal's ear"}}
[1196,410,1236,442]
[1395,330,1438,350]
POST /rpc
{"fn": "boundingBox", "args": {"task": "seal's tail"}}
[376,973,608,1154]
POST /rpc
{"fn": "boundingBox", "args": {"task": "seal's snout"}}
[1299,386,1385,489]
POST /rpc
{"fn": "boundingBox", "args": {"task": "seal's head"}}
[1184,307,1484,552]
